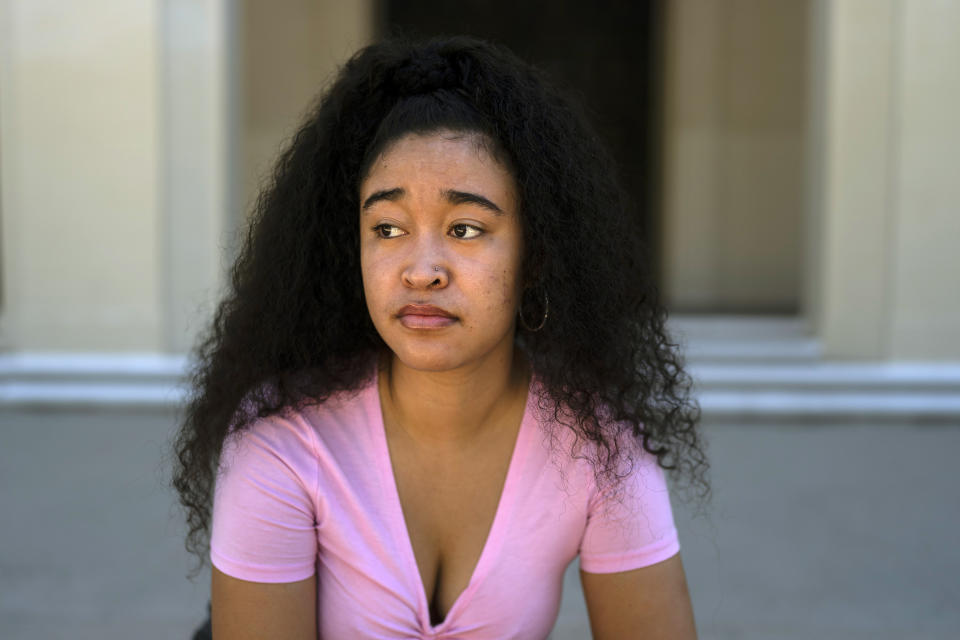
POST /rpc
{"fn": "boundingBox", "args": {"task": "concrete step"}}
[0,352,189,409]
[668,314,960,419]
[691,363,960,421]
[2,313,959,420]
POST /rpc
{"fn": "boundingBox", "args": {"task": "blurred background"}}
[1,1,958,638]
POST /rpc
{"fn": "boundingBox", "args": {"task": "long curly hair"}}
[171,33,709,574]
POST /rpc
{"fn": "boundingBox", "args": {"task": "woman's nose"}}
[401,243,448,290]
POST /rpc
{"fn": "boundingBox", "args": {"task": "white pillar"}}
[887,0,960,359]
[161,0,234,354]
[811,0,960,360]
[813,0,899,359]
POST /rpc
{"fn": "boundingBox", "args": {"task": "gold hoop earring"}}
[519,289,549,332]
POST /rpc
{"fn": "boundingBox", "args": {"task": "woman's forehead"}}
[361,131,517,194]
[373,129,497,164]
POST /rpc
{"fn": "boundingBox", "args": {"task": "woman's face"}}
[359,130,524,373]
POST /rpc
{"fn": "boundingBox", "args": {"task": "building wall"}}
[239,0,375,224]
[814,0,899,358]
[888,0,960,358]
[0,0,162,351]
[814,0,960,359]
[660,0,809,314]
[0,0,957,362]
[0,0,374,355]
[162,0,234,354]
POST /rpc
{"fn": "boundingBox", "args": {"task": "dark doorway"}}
[377,0,665,283]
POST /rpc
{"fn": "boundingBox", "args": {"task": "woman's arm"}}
[211,566,316,640]
[580,552,697,640]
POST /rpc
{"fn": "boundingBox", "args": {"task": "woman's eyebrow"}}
[360,187,504,215]
[443,189,503,215]
[361,187,404,212]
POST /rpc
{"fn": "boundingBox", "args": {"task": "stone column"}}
[810,0,960,360]
[0,0,166,351]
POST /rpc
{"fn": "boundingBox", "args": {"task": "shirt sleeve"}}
[578,442,680,574]
[210,412,321,583]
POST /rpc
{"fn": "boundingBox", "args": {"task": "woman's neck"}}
[379,345,530,450]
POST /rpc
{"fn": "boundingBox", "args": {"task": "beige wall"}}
[0,0,373,355]
[662,0,960,360]
[0,0,162,351]
[660,0,809,314]
[888,0,960,358]
[239,0,375,221]
[162,0,233,354]
[814,0,899,358]
[1,0,956,362]
[813,0,960,359]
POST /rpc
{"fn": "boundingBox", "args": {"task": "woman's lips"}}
[397,304,457,329]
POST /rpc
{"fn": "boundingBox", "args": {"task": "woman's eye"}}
[373,224,404,238]
[451,223,482,239]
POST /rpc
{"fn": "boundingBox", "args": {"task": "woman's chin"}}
[383,337,493,373]
[379,325,518,374]
[389,349,467,373]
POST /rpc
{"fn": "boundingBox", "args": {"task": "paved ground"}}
[1,407,958,639]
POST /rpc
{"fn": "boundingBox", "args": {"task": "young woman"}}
[172,34,708,639]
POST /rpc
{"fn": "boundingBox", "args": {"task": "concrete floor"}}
[1,408,958,639]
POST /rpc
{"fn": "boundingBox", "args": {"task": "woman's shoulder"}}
[527,381,650,453]
[223,373,378,464]
[526,383,664,493]
[297,373,379,439]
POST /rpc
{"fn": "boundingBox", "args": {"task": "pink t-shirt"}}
[210,370,679,639]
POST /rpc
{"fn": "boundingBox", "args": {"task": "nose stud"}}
[433,265,441,272]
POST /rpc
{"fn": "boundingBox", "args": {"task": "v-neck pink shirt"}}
[211,371,680,639]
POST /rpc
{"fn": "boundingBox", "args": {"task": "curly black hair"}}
[171,33,709,574]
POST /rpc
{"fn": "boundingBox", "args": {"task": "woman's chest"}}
[313,418,590,638]
[388,431,518,624]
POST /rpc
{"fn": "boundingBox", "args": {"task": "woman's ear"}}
[521,246,546,288]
